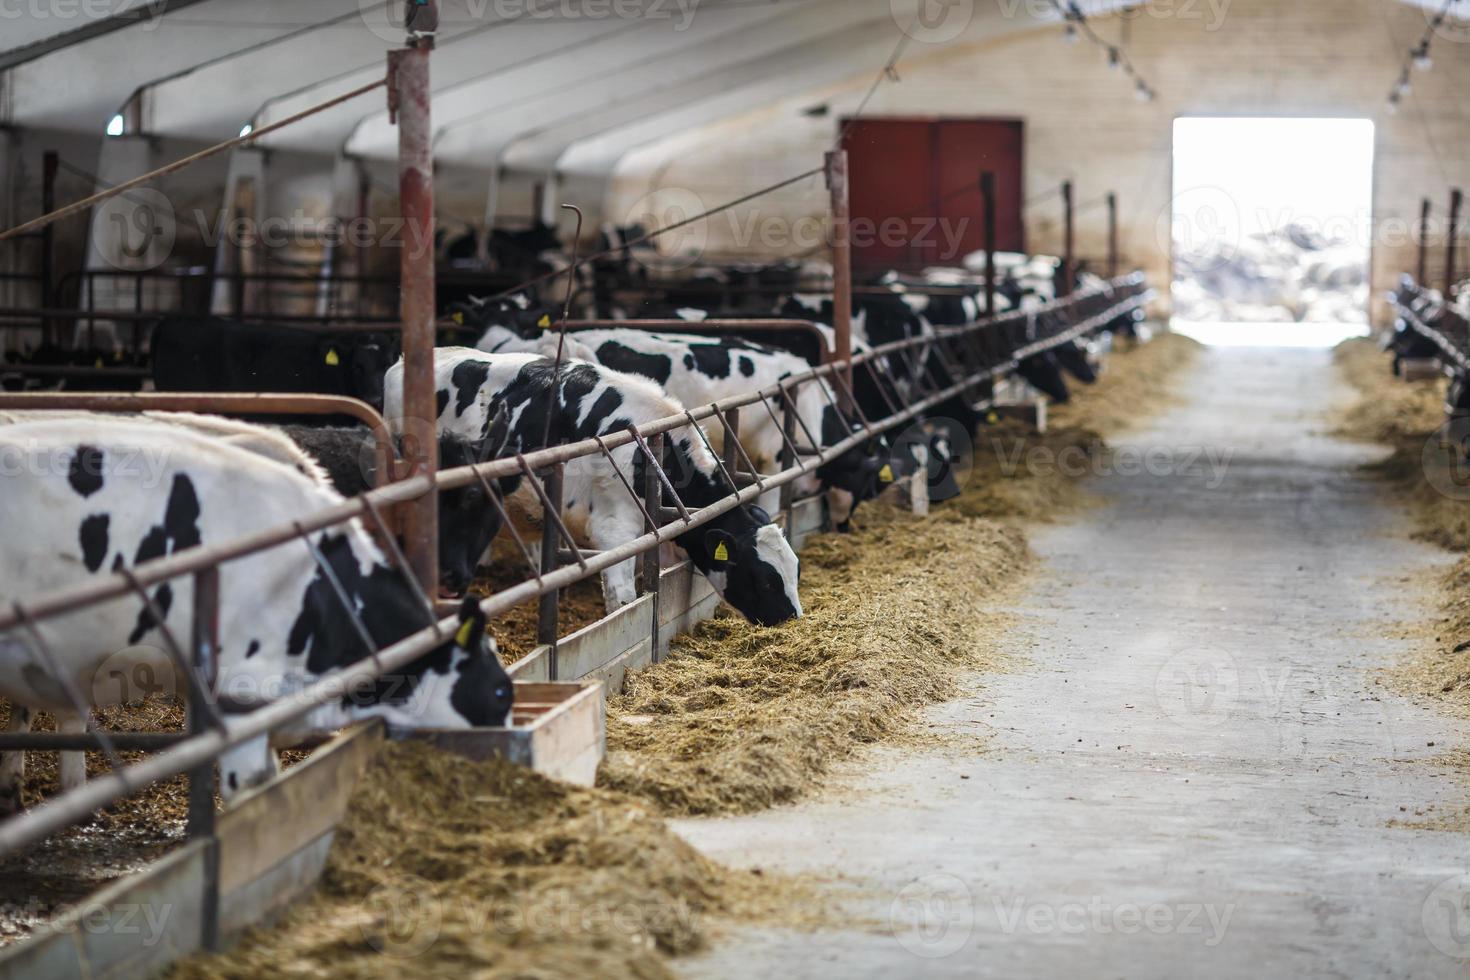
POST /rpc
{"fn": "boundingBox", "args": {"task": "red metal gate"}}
[841,117,1024,272]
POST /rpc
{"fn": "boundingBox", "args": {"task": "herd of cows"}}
[0,249,1141,817]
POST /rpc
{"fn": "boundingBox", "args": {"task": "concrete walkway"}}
[676,345,1470,979]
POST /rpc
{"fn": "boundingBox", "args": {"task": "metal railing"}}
[0,273,1150,866]
[1391,274,1470,373]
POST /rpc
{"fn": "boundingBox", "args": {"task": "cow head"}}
[812,404,897,531]
[679,505,802,627]
[1016,353,1071,403]
[289,536,513,730]
[434,403,512,596]
[450,293,558,347]
[349,337,398,411]
[398,596,515,729]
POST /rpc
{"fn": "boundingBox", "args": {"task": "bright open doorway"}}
[1169,116,1375,347]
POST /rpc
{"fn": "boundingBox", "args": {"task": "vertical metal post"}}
[1061,180,1075,297]
[390,10,439,596]
[532,181,546,225]
[1447,188,1463,294]
[779,391,797,536]
[980,171,997,317]
[826,150,853,411]
[355,170,372,318]
[721,407,742,484]
[1418,197,1431,285]
[40,151,57,347]
[536,462,563,679]
[639,432,664,662]
[187,567,220,951]
[1106,191,1119,280]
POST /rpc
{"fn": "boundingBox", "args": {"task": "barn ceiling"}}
[0,0,1442,194]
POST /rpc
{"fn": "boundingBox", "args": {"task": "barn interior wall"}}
[606,0,1470,325]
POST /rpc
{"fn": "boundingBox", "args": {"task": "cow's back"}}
[0,419,361,711]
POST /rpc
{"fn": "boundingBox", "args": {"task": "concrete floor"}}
[675,345,1470,979]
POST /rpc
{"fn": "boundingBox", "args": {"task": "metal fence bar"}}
[0,277,1150,856]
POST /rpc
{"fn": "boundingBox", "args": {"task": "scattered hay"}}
[1050,331,1202,437]
[955,421,1107,522]
[1333,338,1470,717]
[23,329,1195,972]
[1332,338,1445,444]
[599,505,1030,816]
[1384,556,1470,716]
[473,541,609,665]
[1331,339,1469,550]
[598,329,1193,817]
[0,698,191,948]
[171,741,815,980]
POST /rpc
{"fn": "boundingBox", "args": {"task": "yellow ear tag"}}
[93,356,104,368]
[325,348,341,367]
[452,311,465,325]
[986,411,999,424]
[713,541,729,562]
[537,314,552,330]
[455,619,476,647]
[878,463,894,483]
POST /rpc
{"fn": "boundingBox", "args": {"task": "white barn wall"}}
[606,0,1470,324]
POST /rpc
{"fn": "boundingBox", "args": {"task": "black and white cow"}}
[0,418,513,815]
[151,317,397,413]
[279,412,511,595]
[384,348,802,625]
[461,297,895,531]
[774,291,969,498]
[1,407,515,598]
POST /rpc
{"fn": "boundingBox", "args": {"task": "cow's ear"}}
[703,529,738,569]
[454,596,489,652]
[453,597,489,653]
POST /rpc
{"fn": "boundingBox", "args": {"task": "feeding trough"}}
[394,680,605,786]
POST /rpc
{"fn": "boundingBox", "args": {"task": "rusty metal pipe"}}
[826,150,854,411]
[0,391,402,487]
[0,275,1148,635]
[390,30,439,596]
[1447,188,1463,293]
[560,318,831,362]
[0,278,1154,856]
[1419,197,1432,285]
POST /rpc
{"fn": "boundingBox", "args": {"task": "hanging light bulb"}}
[238,123,254,138]
[1108,47,1121,71]
[1397,71,1413,98]
[1062,20,1079,43]
[1387,92,1401,115]
[105,114,124,137]
[1134,80,1153,103]
[1413,41,1433,71]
